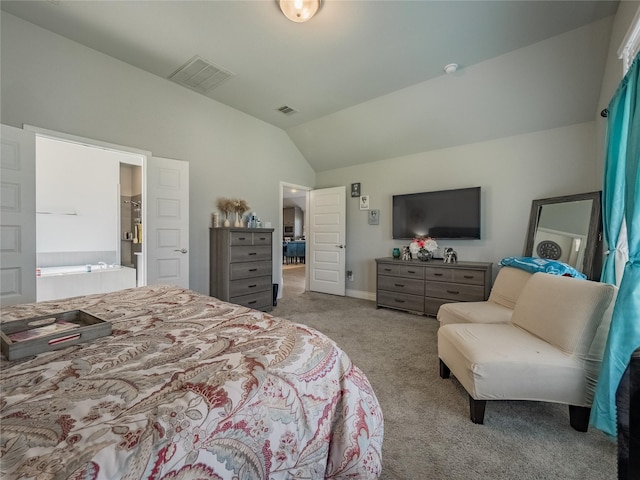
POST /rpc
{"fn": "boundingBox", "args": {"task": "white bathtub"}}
[36,265,137,301]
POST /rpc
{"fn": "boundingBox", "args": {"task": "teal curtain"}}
[591,53,640,436]
[600,70,629,285]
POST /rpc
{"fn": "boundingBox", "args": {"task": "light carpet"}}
[272,266,617,480]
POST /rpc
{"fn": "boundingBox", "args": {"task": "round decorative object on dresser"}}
[417,249,432,261]
[537,240,562,260]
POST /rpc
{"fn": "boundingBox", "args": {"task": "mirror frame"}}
[523,191,602,279]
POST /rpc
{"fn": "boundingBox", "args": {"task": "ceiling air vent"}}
[168,56,234,97]
[277,105,298,115]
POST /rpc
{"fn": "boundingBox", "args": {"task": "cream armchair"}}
[438,272,617,431]
[437,266,533,326]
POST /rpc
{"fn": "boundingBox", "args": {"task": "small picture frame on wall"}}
[360,195,370,210]
[351,183,361,197]
[368,209,380,225]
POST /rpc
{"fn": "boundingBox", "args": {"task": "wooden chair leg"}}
[469,396,487,424]
[569,405,590,432]
[439,359,450,379]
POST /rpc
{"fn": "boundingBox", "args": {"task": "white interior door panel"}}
[309,186,346,296]
[1,124,36,306]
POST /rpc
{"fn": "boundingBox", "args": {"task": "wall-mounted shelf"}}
[36,210,77,216]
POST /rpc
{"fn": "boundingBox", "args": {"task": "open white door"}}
[146,156,189,288]
[1,125,36,306]
[309,186,346,296]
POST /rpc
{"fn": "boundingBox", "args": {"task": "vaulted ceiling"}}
[1,1,619,172]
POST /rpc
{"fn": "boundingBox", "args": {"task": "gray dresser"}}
[210,228,274,312]
[376,258,492,317]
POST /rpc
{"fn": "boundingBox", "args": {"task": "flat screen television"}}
[392,187,481,240]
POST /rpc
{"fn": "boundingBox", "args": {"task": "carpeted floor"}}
[272,266,617,480]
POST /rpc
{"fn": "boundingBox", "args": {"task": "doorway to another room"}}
[281,185,308,300]
[35,135,144,301]
[119,164,143,282]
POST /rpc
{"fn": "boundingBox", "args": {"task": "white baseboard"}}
[346,288,376,302]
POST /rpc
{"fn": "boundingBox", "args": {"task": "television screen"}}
[392,187,481,239]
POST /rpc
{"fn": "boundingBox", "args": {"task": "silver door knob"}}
[335,244,345,249]
[174,248,188,254]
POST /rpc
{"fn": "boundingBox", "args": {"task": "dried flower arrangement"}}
[232,199,250,215]
[216,197,234,217]
[216,197,250,227]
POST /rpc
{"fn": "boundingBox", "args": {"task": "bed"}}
[0,285,383,479]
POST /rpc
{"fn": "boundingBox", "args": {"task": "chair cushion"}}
[510,273,617,356]
[487,266,533,309]
[437,301,513,326]
[438,323,589,405]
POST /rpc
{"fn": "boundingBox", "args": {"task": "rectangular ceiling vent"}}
[168,56,235,97]
[277,105,298,115]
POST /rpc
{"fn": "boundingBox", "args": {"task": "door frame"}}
[24,125,150,284]
[278,181,312,299]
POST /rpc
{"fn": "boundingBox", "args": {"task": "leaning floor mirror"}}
[524,191,602,280]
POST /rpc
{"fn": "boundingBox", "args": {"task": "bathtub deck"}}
[36,266,136,301]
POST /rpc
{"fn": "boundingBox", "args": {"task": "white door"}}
[0,125,36,306]
[146,156,189,288]
[309,186,346,296]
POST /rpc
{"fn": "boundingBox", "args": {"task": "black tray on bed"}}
[0,310,111,361]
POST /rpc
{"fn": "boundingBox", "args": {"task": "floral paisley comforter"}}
[0,285,383,479]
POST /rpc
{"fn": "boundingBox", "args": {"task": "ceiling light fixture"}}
[279,0,321,23]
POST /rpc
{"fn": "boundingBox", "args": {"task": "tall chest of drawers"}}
[210,228,274,312]
[376,258,492,317]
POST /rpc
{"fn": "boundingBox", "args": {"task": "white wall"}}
[36,136,125,254]
[1,12,315,295]
[317,122,599,298]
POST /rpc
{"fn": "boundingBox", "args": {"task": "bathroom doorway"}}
[34,133,144,300]
[119,163,143,285]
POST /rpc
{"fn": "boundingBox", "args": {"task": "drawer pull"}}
[433,273,444,277]
[407,270,416,274]
[464,275,475,279]
[249,268,258,272]
[259,237,266,240]
[394,283,405,287]
[248,252,257,256]
[248,284,257,288]
[248,300,257,305]
[238,237,246,240]
[446,290,460,295]
[394,299,406,303]
[384,268,392,272]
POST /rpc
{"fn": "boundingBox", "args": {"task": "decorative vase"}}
[223,215,230,227]
[392,247,401,259]
[409,242,420,259]
[234,212,242,227]
[417,249,433,262]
